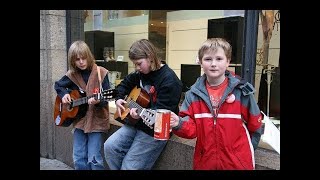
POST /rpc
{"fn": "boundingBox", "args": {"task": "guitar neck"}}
[128,100,144,115]
[72,93,99,107]
[128,99,156,128]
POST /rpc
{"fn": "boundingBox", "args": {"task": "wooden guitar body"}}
[114,86,150,124]
[54,90,87,127]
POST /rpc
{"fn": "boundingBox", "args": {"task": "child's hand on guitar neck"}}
[88,97,100,105]
[129,108,140,119]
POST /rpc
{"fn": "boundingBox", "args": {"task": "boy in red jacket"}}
[170,38,263,170]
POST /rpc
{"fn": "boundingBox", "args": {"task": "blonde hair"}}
[128,39,161,71]
[198,38,232,63]
[68,40,95,72]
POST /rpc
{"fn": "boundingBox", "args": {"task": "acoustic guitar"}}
[54,89,117,127]
[114,86,156,128]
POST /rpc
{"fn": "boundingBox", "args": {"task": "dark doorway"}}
[207,16,244,76]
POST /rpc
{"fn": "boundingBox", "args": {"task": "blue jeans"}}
[73,128,105,170]
[104,124,167,170]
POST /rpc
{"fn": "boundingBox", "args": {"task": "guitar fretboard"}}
[72,94,99,107]
[128,100,144,114]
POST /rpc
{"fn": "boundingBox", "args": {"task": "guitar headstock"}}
[101,89,118,101]
[140,109,156,129]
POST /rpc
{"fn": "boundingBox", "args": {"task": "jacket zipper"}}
[212,81,239,126]
[213,108,217,125]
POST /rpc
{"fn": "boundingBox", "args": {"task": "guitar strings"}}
[71,89,116,107]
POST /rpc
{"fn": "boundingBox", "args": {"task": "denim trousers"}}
[104,124,167,170]
[73,128,105,170]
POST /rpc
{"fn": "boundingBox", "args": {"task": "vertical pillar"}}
[242,10,259,85]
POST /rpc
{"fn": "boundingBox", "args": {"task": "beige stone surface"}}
[40,157,73,170]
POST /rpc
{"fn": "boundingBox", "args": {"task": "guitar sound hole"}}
[67,99,75,111]
[67,104,73,111]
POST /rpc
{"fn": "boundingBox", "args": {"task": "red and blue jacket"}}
[172,71,262,170]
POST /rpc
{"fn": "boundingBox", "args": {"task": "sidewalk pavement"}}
[40,157,73,170]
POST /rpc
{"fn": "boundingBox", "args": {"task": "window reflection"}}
[149,10,170,62]
[108,10,149,20]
